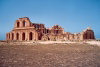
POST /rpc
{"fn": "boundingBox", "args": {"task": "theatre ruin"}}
[6,17,95,41]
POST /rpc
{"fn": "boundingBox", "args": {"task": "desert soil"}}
[0,43,100,67]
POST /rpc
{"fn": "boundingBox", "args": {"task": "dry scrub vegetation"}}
[0,43,100,67]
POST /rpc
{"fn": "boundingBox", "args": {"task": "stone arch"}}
[56,30,58,34]
[16,33,19,40]
[22,32,25,40]
[29,32,33,40]
[84,33,87,39]
[12,33,14,40]
[38,33,42,40]
[8,33,10,39]
[17,22,20,27]
[23,21,25,27]
[47,30,49,33]
[6,34,8,40]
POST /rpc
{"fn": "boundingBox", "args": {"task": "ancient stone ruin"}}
[6,17,95,41]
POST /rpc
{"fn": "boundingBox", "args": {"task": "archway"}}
[16,33,19,40]
[17,22,20,27]
[22,32,25,40]
[12,33,14,40]
[38,33,42,40]
[23,21,25,27]
[56,30,58,34]
[29,32,33,40]
[9,33,10,39]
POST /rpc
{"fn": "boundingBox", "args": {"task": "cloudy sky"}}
[0,0,100,40]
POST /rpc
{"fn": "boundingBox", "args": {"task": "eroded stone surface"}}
[6,17,95,41]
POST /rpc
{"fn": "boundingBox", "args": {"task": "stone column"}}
[32,32,34,41]
[34,32,36,40]
[26,31,28,41]
[27,32,29,41]
[8,33,9,40]
[35,32,38,41]
[14,32,16,40]
[10,33,12,40]
[24,31,26,41]
[20,21,23,28]
[19,32,22,41]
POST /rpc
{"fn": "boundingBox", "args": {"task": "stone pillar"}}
[19,32,22,41]
[8,33,10,40]
[34,32,36,40]
[14,32,16,40]
[10,33,12,40]
[20,21,23,28]
[9,33,11,40]
[26,31,28,41]
[32,32,34,41]
[27,32,29,41]
[35,32,38,41]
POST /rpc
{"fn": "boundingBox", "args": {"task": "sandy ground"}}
[0,42,100,67]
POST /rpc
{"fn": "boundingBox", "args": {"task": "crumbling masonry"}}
[6,17,95,41]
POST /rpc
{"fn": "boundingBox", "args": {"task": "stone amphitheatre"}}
[0,17,100,67]
[6,17,95,41]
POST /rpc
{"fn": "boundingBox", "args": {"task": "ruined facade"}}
[6,17,95,41]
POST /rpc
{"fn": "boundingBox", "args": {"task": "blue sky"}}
[0,0,100,40]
